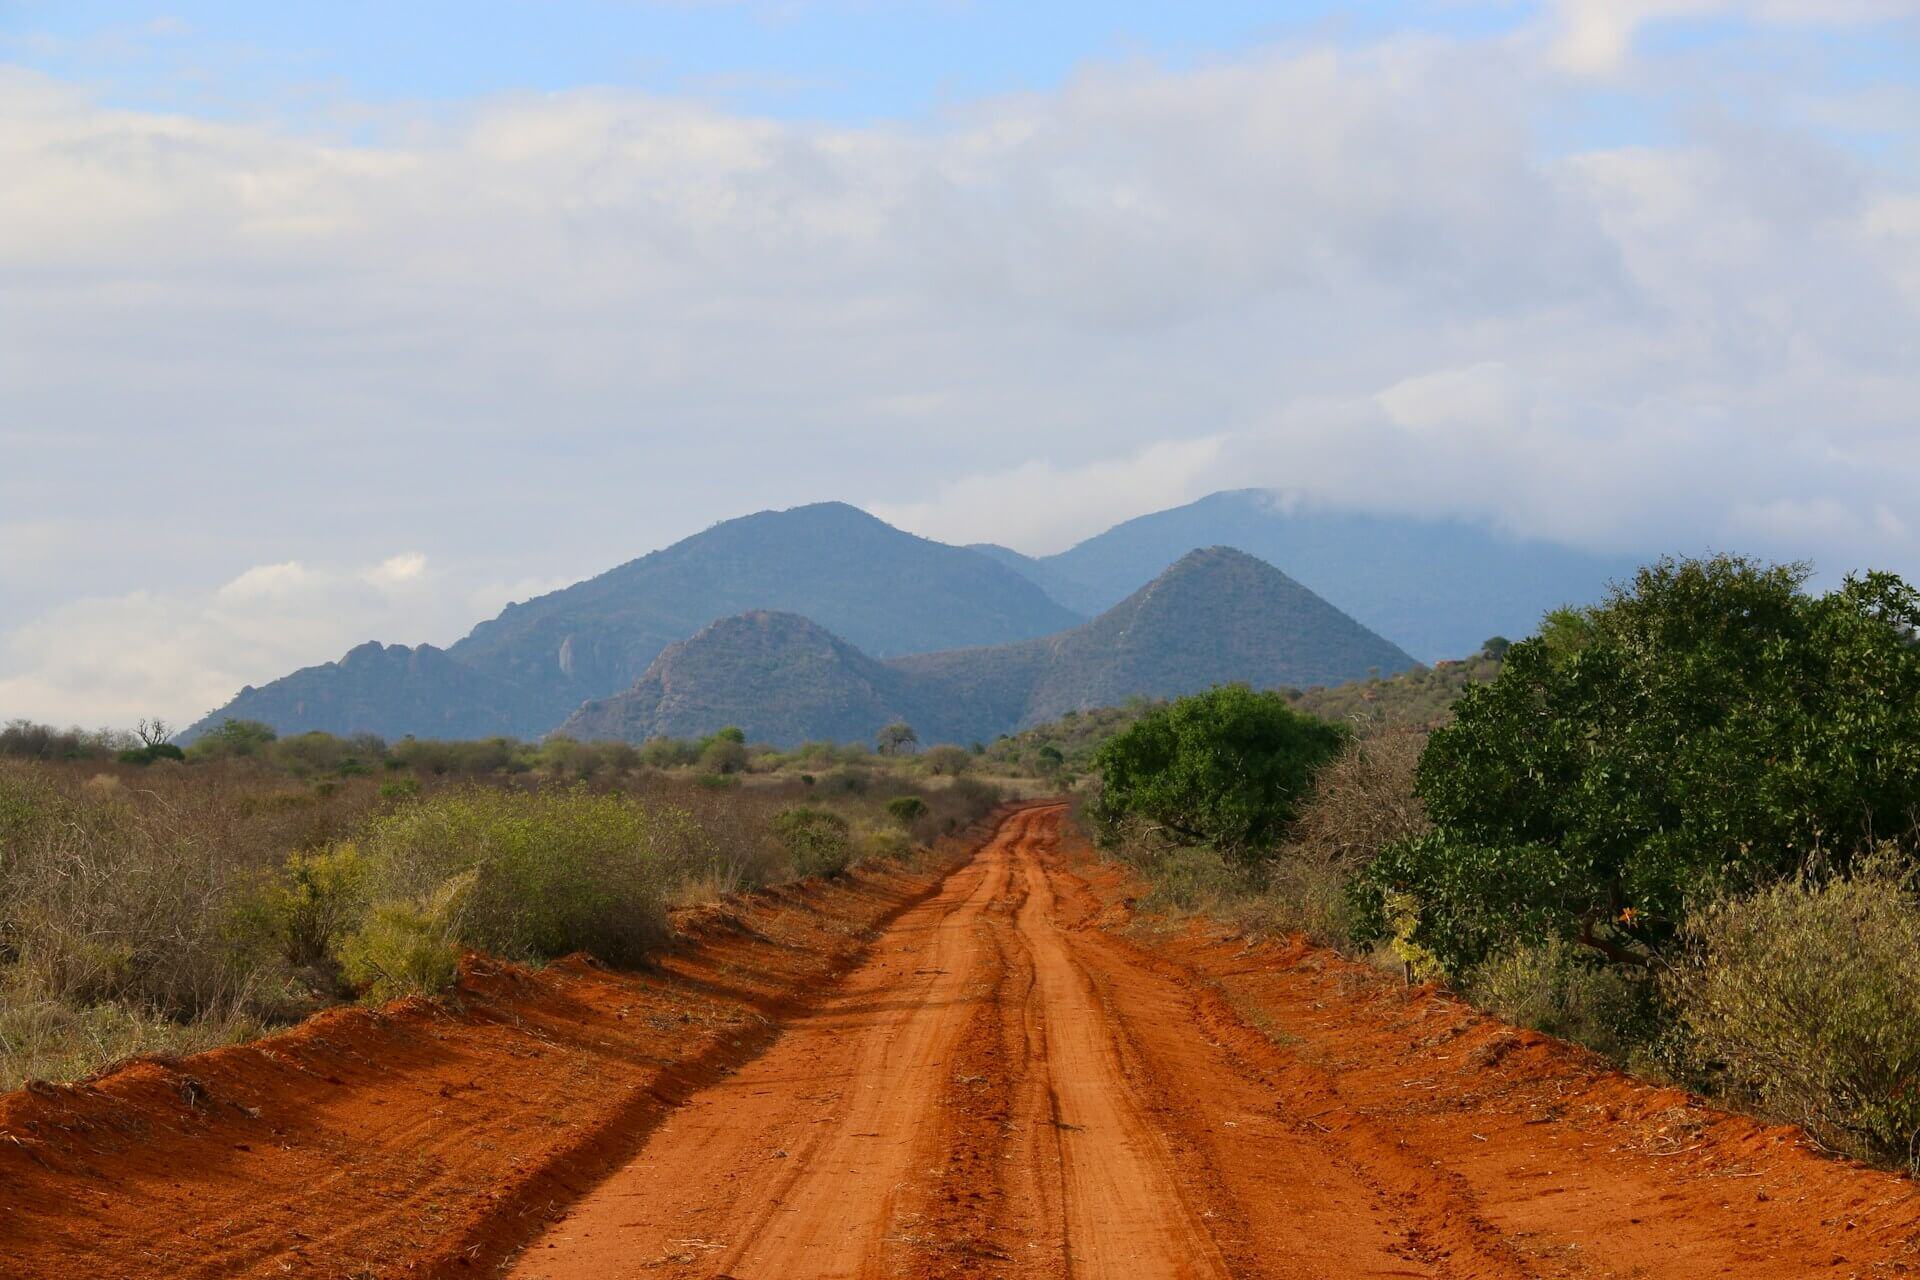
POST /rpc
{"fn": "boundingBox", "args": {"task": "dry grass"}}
[0,756,1005,1087]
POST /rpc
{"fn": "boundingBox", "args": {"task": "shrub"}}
[117,743,186,766]
[816,768,869,796]
[353,788,690,967]
[698,736,750,775]
[857,825,913,863]
[1129,845,1252,914]
[771,807,853,879]
[1468,937,1654,1061]
[1239,854,1359,948]
[249,842,370,976]
[1,773,265,1015]
[1379,557,1920,971]
[885,795,929,827]
[1667,853,1920,1169]
[187,718,278,760]
[1088,685,1347,865]
[1289,730,1429,874]
[334,872,471,1003]
[920,745,971,776]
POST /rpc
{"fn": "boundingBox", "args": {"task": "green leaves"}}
[1358,554,1920,973]
[1088,685,1347,864]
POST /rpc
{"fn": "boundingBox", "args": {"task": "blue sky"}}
[3,1,1920,724]
[6,3,1530,122]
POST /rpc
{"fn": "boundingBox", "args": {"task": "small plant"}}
[771,806,854,879]
[885,795,928,827]
[334,871,472,1003]
[1468,937,1652,1061]
[254,842,370,974]
[1667,852,1920,1170]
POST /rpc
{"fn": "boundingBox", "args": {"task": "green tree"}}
[1357,556,1920,974]
[1087,684,1347,865]
[188,718,279,759]
[920,744,971,775]
[876,722,918,755]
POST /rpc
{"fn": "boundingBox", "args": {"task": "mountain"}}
[188,642,551,743]
[181,503,1084,743]
[560,548,1418,746]
[562,611,940,746]
[992,490,1638,662]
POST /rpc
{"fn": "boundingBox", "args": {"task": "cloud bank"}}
[4,9,1918,725]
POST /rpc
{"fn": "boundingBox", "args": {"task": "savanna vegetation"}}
[1085,556,1920,1173]
[0,725,1008,1090]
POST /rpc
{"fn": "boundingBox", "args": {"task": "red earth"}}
[3,803,1916,1278]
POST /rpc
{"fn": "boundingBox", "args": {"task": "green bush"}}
[857,825,913,863]
[885,795,929,827]
[353,787,690,967]
[250,842,370,975]
[771,806,853,879]
[1357,556,1920,973]
[117,743,185,766]
[334,874,469,1003]
[1668,854,1920,1169]
[1088,685,1347,865]
[1468,937,1654,1062]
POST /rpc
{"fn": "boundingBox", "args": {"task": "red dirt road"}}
[4,804,1918,1278]
[507,805,1920,1279]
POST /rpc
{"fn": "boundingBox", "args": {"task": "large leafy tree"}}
[1358,555,1920,973]
[1088,684,1347,864]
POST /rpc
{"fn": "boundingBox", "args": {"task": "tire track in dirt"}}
[507,806,1459,1279]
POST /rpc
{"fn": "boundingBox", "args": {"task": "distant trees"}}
[920,744,971,776]
[698,726,750,775]
[876,722,918,755]
[1087,685,1348,865]
[187,718,278,759]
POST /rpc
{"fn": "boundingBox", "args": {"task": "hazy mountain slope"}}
[561,611,960,746]
[1009,490,1637,661]
[178,642,544,744]
[183,503,1083,742]
[901,547,1418,734]
[964,542,1100,614]
[447,502,1082,721]
[566,548,1417,746]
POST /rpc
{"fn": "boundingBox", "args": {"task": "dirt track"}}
[508,805,1920,1279]
[5,804,1918,1278]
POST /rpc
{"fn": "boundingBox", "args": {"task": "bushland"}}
[1086,563,1920,1174]
[0,742,1005,1090]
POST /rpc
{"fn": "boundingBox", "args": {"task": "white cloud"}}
[0,554,473,728]
[1533,0,1920,75]
[3,23,1920,722]
[870,436,1226,553]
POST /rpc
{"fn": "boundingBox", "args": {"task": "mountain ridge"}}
[182,502,1082,742]
[560,547,1418,746]
[991,490,1637,661]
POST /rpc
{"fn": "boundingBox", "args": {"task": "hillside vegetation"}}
[983,645,1504,779]
[0,733,1008,1090]
[1088,556,1920,1174]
